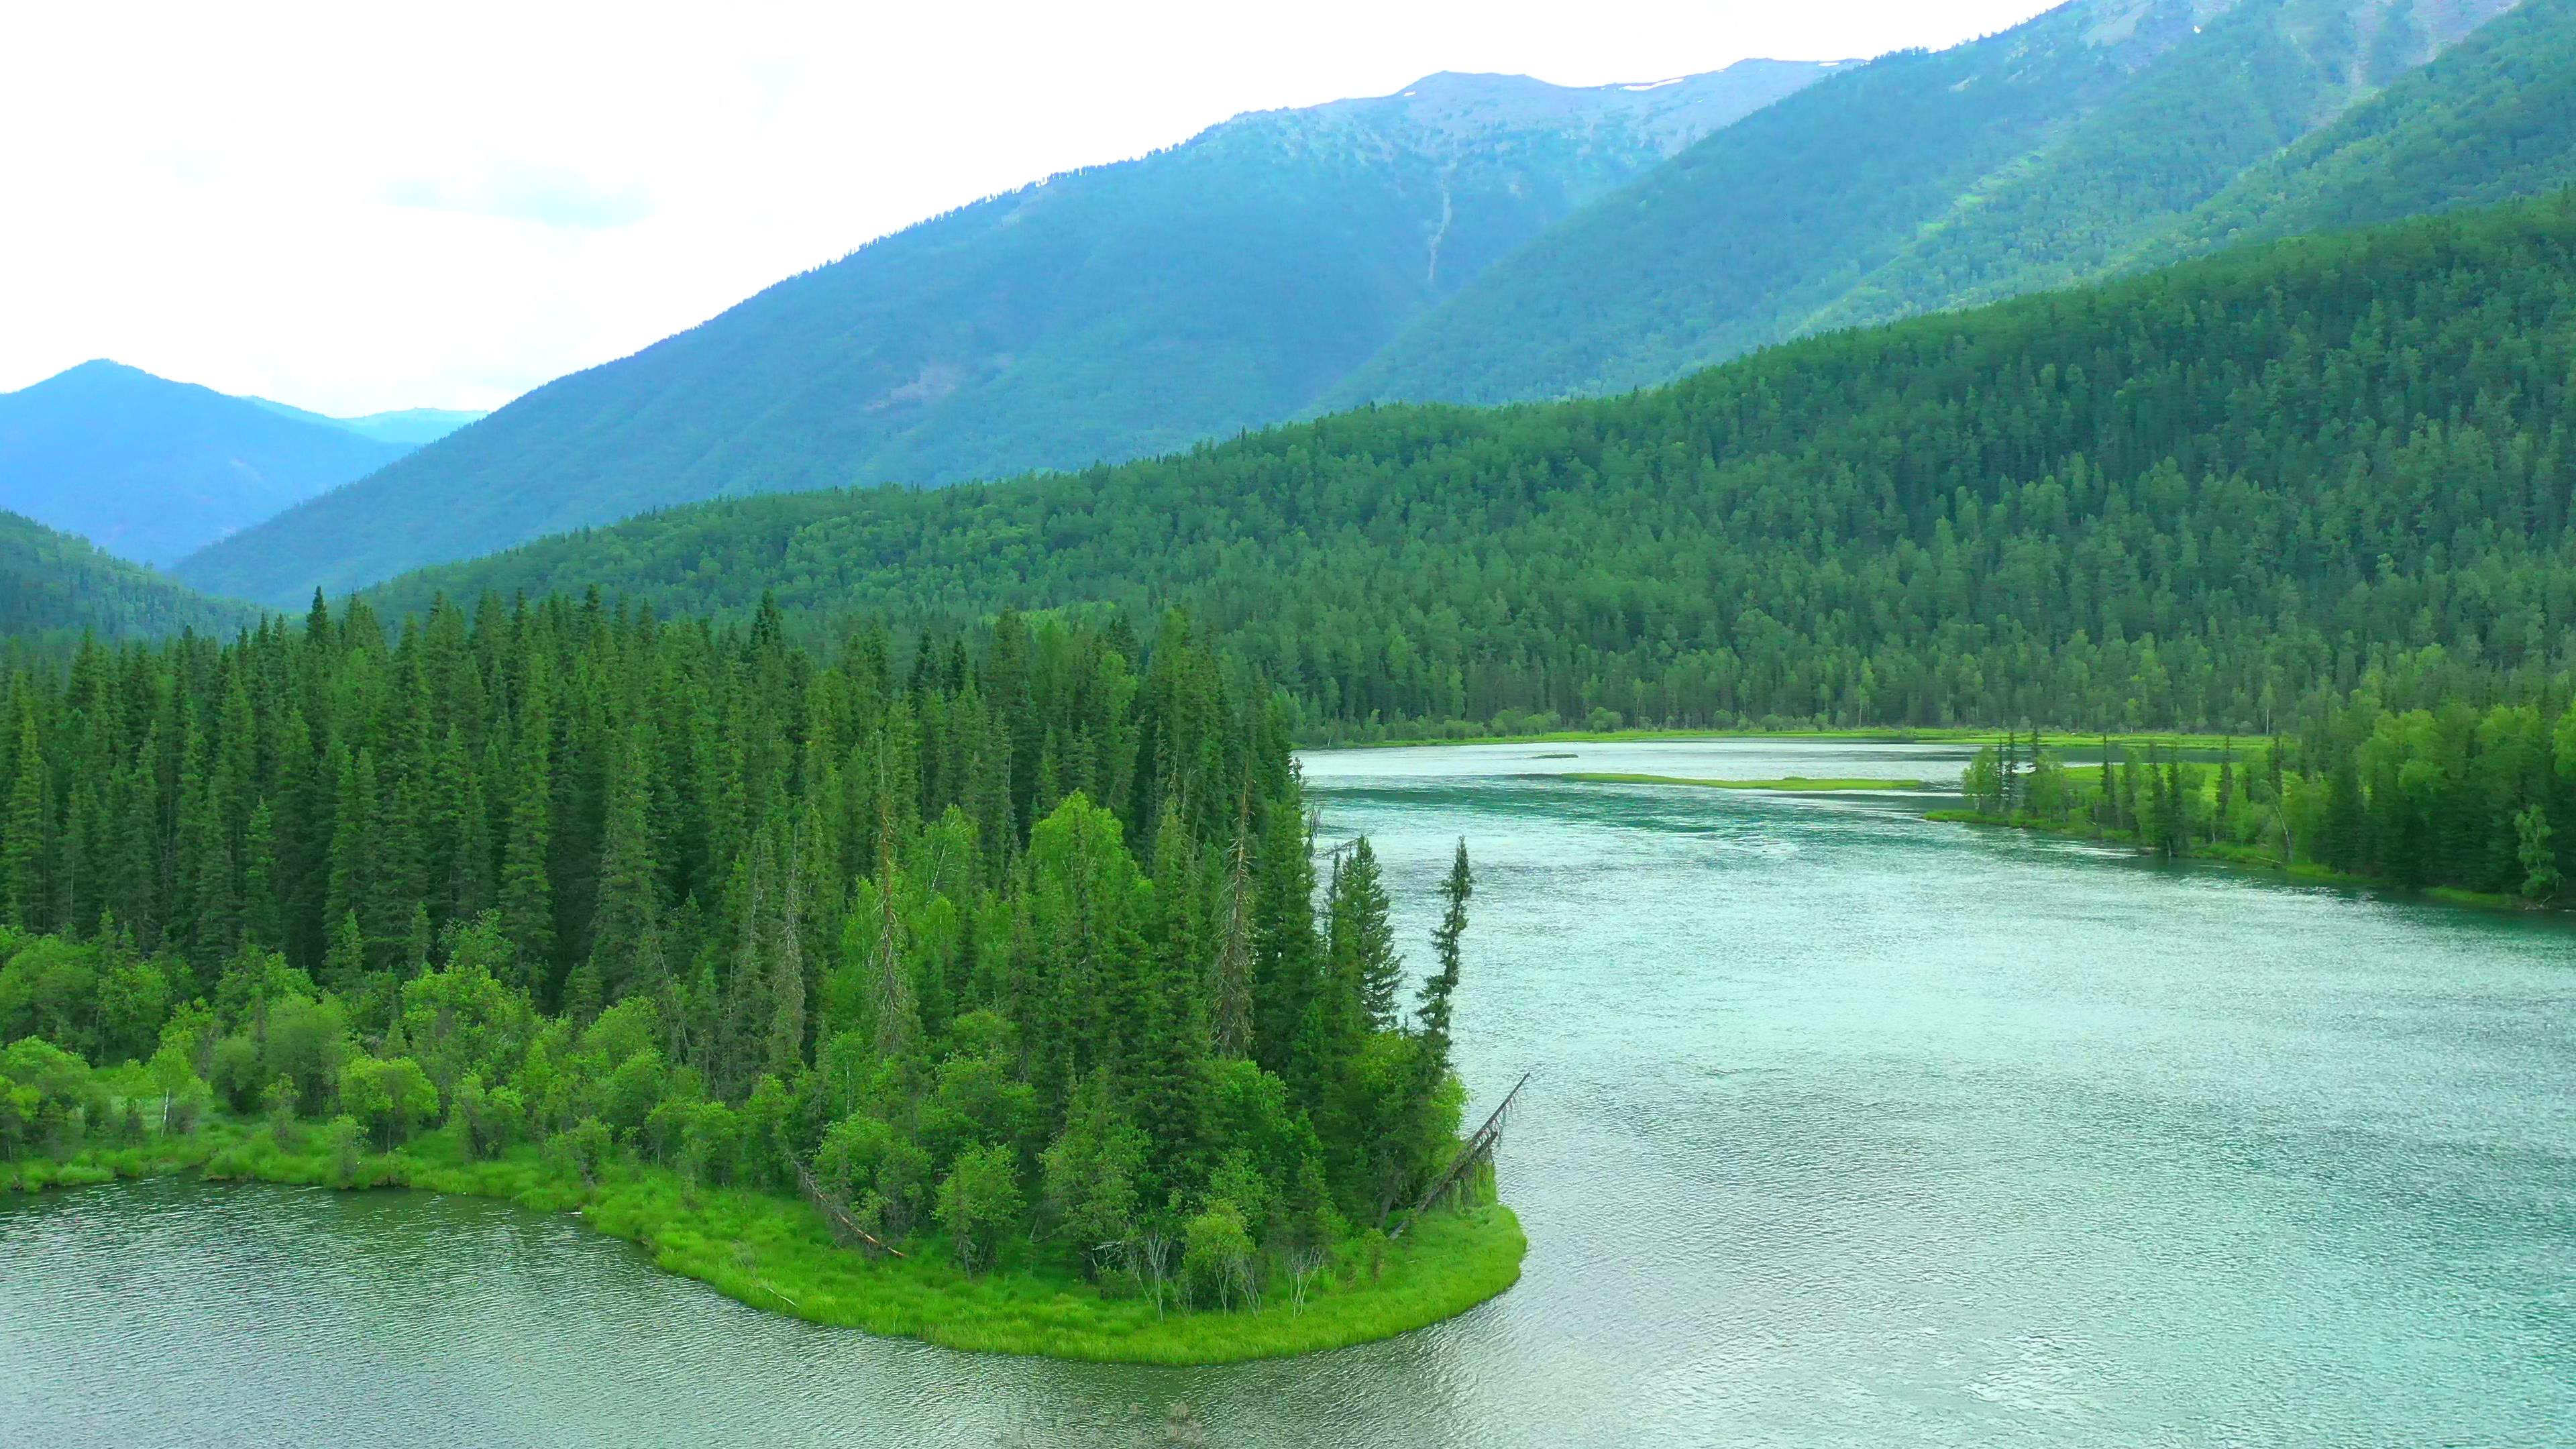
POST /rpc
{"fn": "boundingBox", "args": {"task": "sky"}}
[0,1,2065,416]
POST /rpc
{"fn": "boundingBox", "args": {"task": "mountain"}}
[370,190,2576,736]
[248,398,488,447]
[168,62,1837,608]
[0,362,411,567]
[2135,0,2576,260]
[0,509,262,642]
[1332,0,2538,407]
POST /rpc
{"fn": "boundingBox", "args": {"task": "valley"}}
[5,5,2575,1443]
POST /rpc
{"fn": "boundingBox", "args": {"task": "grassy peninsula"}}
[0,604,1527,1365]
[4,1116,1522,1362]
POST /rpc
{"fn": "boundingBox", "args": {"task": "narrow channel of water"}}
[4,741,2569,1448]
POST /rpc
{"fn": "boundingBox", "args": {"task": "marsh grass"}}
[3,1121,1525,1363]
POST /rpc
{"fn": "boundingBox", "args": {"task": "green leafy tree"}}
[937,1141,1024,1277]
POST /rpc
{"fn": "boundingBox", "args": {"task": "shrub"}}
[325,1115,364,1185]
[1183,1199,1257,1311]
[936,1142,1023,1277]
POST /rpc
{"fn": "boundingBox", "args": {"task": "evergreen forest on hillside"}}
[0,599,1515,1352]
[0,511,261,645]
[2139,0,2576,265]
[376,194,2576,747]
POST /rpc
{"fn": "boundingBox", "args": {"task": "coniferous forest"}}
[0,595,1511,1351]
[370,195,2576,745]
[1945,702,2576,904]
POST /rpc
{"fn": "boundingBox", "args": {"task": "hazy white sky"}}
[0,1,2063,415]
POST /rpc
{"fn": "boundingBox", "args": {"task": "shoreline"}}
[1921,809,2555,916]
[1562,772,1925,791]
[2,1124,1526,1365]
[1302,726,2255,753]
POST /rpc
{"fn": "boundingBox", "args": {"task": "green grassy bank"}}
[1564,773,1924,791]
[1,1122,1525,1364]
[1923,810,2548,915]
[1313,724,2247,753]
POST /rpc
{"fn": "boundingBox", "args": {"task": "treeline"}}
[1955,696,2576,902]
[0,596,1480,1295]
[369,194,2576,740]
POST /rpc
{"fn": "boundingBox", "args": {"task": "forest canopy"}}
[0,597,1497,1322]
[369,192,2576,743]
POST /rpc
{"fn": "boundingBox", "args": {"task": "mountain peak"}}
[1222,59,1840,164]
[13,358,162,395]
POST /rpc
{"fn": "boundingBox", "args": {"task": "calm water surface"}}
[4,741,2570,1448]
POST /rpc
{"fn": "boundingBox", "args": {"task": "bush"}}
[1183,1199,1258,1311]
[339,1055,439,1148]
[325,1115,364,1185]
[936,1142,1023,1277]
[207,1034,263,1114]
[548,1116,612,1186]
[262,1075,302,1150]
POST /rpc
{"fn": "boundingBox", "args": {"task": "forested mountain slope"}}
[174,64,1832,608]
[2137,0,2576,261]
[1335,0,2532,407]
[374,193,2576,737]
[0,511,262,642]
[0,362,411,567]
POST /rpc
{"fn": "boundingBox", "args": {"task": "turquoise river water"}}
[2,741,2569,1448]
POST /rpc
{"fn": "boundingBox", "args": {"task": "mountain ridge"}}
[0,360,485,569]
[1329,0,2532,408]
[168,62,1837,608]
[0,361,411,568]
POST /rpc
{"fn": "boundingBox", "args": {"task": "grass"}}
[0,1122,1525,1364]
[1922,812,2556,914]
[1313,724,2259,751]
[1564,772,1924,790]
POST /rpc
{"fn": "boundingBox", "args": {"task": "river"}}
[3,741,2569,1448]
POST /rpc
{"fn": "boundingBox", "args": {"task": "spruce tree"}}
[1339,837,1402,1030]
[1415,839,1473,1095]
[1208,790,1256,1059]
[241,800,282,951]
[1250,800,1320,1087]
[498,697,556,996]
[4,704,48,929]
[586,724,663,1005]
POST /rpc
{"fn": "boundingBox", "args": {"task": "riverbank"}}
[1310,724,2250,752]
[1,1122,1525,1364]
[1564,772,1924,791]
[1923,810,2546,914]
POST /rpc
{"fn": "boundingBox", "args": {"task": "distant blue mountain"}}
[246,396,488,447]
[0,361,482,568]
